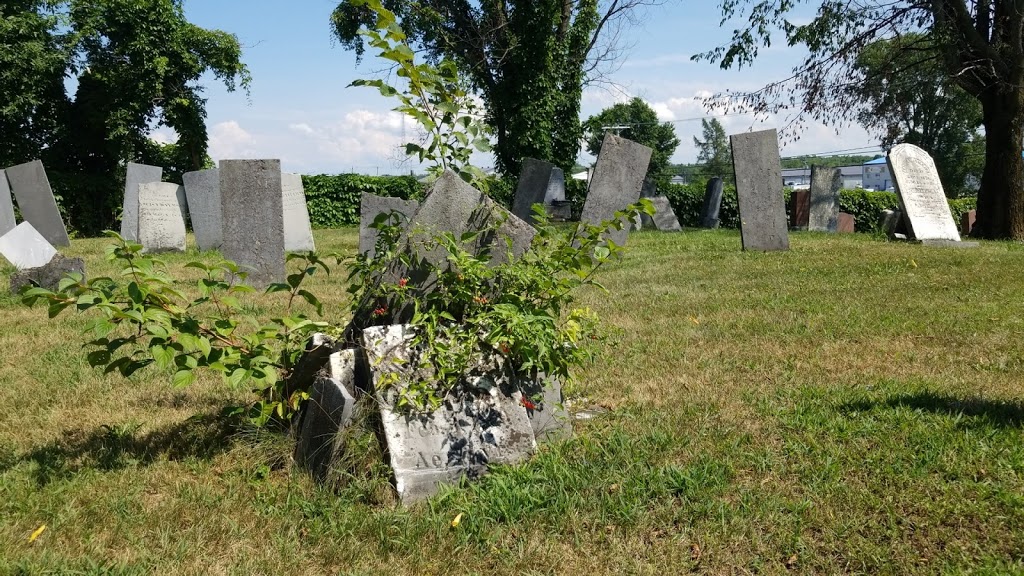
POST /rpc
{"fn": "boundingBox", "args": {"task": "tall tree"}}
[331,0,664,178]
[692,118,732,181]
[582,97,679,186]
[695,1,1024,239]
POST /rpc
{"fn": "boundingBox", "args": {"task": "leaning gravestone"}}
[579,134,653,247]
[183,168,222,251]
[294,348,358,482]
[0,170,15,236]
[0,222,57,270]
[137,183,187,253]
[700,177,724,229]
[358,193,420,259]
[282,173,316,252]
[512,158,557,224]
[887,144,961,242]
[5,160,70,247]
[219,159,285,287]
[730,129,789,251]
[120,163,163,242]
[640,196,682,232]
[808,166,841,233]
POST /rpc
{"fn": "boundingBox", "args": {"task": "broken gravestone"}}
[639,196,682,232]
[294,348,359,482]
[579,134,653,247]
[5,160,70,247]
[358,193,419,259]
[730,129,788,251]
[519,375,572,444]
[9,254,85,294]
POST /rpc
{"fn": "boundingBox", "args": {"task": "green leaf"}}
[172,370,196,388]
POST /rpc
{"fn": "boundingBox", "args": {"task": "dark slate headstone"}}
[358,193,419,259]
[0,170,15,237]
[183,168,222,251]
[961,209,976,237]
[219,159,285,287]
[640,196,682,232]
[700,178,724,229]
[5,160,69,247]
[808,166,841,233]
[730,129,789,251]
[881,209,904,240]
[544,168,566,203]
[294,349,359,482]
[837,212,855,233]
[640,179,658,198]
[512,158,556,224]
[579,134,653,247]
[9,254,85,295]
[120,163,163,242]
[789,190,810,230]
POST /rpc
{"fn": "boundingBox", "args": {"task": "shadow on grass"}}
[841,390,1024,428]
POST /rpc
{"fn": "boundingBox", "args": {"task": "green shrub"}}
[301,174,423,228]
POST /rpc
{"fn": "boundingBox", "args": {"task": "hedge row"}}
[301,174,423,228]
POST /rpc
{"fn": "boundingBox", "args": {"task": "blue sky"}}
[163,0,878,174]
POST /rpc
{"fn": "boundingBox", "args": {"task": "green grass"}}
[3,228,1024,574]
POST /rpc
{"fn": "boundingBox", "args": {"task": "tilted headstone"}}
[219,159,286,287]
[730,129,789,251]
[358,193,420,259]
[808,166,841,233]
[640,196,682,232]
[700,178,724,229]
[0,170,15,237]
[9,254,85,295]
[295,348,359,482]
[512,158,557,224]
[120,163,163,242]
[790,190,810,230]
[837,212,855,233]
[5,160,69,247]
[0,222,57,270]
[886,144,960,241]
[183,168,222,251]
[640,179,658,198]
[579,134,653,247]
[544,167,566,203]
[137,183,186,253]
[282,173,316,252]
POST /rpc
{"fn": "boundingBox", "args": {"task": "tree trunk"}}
[975,87,1024,239]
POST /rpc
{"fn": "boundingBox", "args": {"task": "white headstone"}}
[886,144,960,241]
[282,173,315,252]
[0,222,57,270]
[0,170,15,236]
[137,182,187,253]
[183,168,222,251]
[121,163,163,242]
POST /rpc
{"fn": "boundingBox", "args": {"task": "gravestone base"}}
[546,201,573,221]
[9,254,85,294]
[916,239,980,248]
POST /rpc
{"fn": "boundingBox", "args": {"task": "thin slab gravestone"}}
[700,177,724,229]
[183,168,222,251]
[579,134,653,247]
[640,196,682,232]
[544,167,566,203]
[5,160,69,247]
[730,129,789,251]
[512,158,557,224]
[137,183,186,253]
[219,159,285,287]
[282,173,316,252]
[358,193,420,259]
[295,348,358,482]
[0,222,57,270]
[0,170,15,236]
[789,190,810,230]
[961,209,977,237]
[120,163,163,242]
[808,166,841,233]
[886,144,961,242]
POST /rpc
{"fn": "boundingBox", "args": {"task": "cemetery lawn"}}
[3,229,1024,574]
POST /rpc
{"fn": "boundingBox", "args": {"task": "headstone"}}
[640,196,682,232]
[9,254,85,295]
[294,349,359,482]
[881,209,905,240]
[961,209,976,237]
[512,158,557,224]
[183,169,222,251]
[808,166,841,232]
[281,173,316,252]
[700,178,724,229]
[219,159,286,287]
[730,129,789,251]
[358,193,419,259]
[120,163,163,242]
[5,160,69,247]
[520,376,572,444]
[579,134,653,247]
[137,183,186,253]
[0,170,15,236]
[363,324,536,503]
[0,222,57,270]
[284,333,337,401]
[544,168,566,203]
[837,212,855,233]
[640,179,658,198]
[886,144,960,241]
[789,190,810,230]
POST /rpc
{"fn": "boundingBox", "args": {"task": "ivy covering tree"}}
[692,118,732,182]
[695,1,1024,239]
[582,97,679,187]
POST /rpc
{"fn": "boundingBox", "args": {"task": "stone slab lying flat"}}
[137,183,187,253]
[358,193,419,259]
[579,134,652,247]
[9,254,85,294]
[295,349,358,482]
[808,166,841,233]
[730,129,788,251]
[5,160,69,247]
[0,222,58,270]
[282,173,316,252]
[120,163,163,242]
[183,168,222,251]
[219,159,285,287]
[887,143,961,241]
[0,170,15,237]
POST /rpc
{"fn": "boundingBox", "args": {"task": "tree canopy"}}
[692,118,731,182]
[582,97,679,186]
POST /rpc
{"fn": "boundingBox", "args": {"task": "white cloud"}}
[149,129,178,145]
[208,121,259,160]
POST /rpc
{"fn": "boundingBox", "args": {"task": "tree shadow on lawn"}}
[840,390,1024,429]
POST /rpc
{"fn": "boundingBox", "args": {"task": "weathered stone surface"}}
[837,212,855,233]
[183,168,221,251]
[730,129,789,251]
[358,193,419,259]
[294,349,359,482]
[700,178,724,229]
[219,160,285,287]
[120,163,163,242]
[9,253,85,295]
[809,166,841,232]
[640,179,658,198]
[520,376,572,444]
[579,134,652,247]
[640,196,682,232]
[887,144,960,241]
[5,160,69,247]
[513,158,557,224]
[285,333,337,401]
[137,183,186,253]
[0,222,57,270]
[363,324,536,504]
[282,173,316,252]
[544,168,566,203]
[961,209,976,237]
[0,170,15,237]
[881,209,906,240]
[790,190,810,230]
[547,201,573,221]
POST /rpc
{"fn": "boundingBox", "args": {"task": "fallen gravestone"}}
[837,212,855,233]
[282,173,316,252]
[512,158,557,224]
[700,177,724,229]
[183,168,222,251]
[5,160,70,247]
[579,134,652,247]
[358,193,420,259]
[120,163,163,242]
[294,348,358,483]
[0,170,15,236]
[219,159,286,287]
[887,144,963,243]
[0,222,57,270]
[790,190,810,230]
[808,166,841,233]
[730,129,789,251]
[9,254,85,294]
[640,196,682,232]
[137,183,187,253]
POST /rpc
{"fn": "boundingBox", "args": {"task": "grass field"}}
[2,228,1024,574]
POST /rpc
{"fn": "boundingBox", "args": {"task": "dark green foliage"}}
[582,98,680,188]
[301,174,423,228]
[692,118,732,183]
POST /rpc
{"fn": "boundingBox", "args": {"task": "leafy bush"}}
[302,174,423,228]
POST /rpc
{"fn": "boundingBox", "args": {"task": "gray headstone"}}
[808,166,841,233]
[120,163,163,242]
[137,183,187,253]
[364,324,536,503]
[5,160,69,247]
[0,170,15,237]
[183,168,222,251]
[887,144,961,241]
[730,129,789,251]
[520,376,572,444]
[700,178,724,229]
[0,222,57,270]
[285,333,337,401]
[358,193,419,259]
[10,254,85,295]
[219,159,285,287]
[513,158,557,224]
[580,134,653,247]
[282,173,316,252]
[544,168,566,203]
[640,179,658,198]
[640,196,682,232]
[295,349,359,482]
